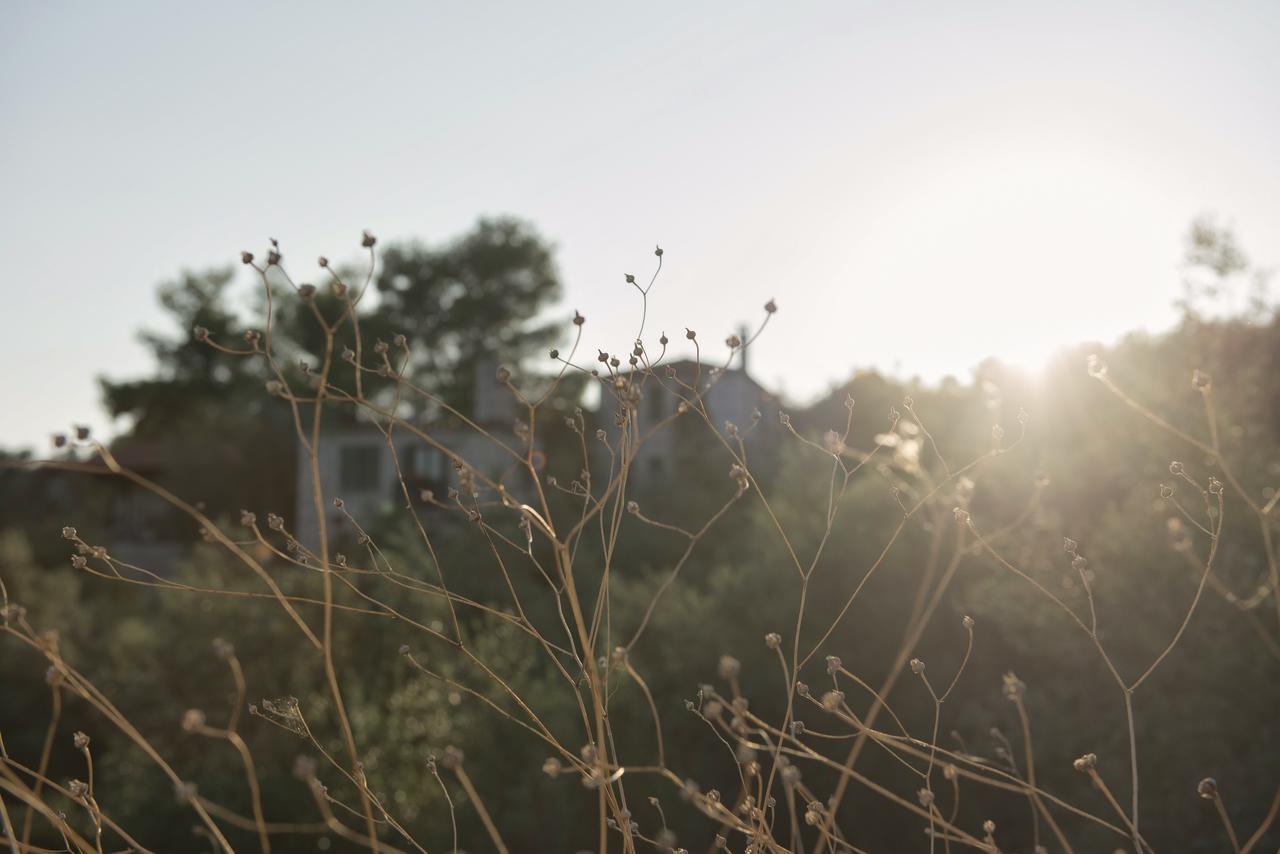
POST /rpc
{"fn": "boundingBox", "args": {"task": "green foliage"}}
[370,217,563,417]
[3,218,1278,852]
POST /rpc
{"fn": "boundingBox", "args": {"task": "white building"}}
[293,353,783,543]
[293,359,530,545]
[602,358,783,490]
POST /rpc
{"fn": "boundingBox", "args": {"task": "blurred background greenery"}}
[1,215,1277,851]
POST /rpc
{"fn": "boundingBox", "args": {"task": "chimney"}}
[738,323,750,375]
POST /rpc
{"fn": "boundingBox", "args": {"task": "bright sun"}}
[818,131,1185,381]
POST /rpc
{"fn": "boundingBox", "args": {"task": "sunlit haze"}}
[3,1,1278,449]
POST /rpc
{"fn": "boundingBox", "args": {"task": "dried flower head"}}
[292,755,318,781]
[1072,752,1097,772]
[441,746,464,769]
[181,708,206,733]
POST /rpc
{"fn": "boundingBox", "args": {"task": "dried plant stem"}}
[1208,790,1241,852]
[0,791,20,854]
[19,682,60,849]
[452,763,508,854]
[1241,784,1280,853]
[1011,698,1072,853]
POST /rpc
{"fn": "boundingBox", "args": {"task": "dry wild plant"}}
[2,232,1278,854]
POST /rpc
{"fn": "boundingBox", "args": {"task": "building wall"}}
[292,365,781,544]
[293,424,532,547]
[618,367,783,490]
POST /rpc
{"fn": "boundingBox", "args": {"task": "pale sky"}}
[3,1,1278,450]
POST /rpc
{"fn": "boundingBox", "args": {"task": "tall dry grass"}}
[3,232,1278,853]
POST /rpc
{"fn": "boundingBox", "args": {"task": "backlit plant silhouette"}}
[3,231,1278,853]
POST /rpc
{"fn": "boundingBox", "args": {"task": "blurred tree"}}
[98,267,295,522]
[101,268,261,438]
[94,217,567,526]
[1178,215,1272,321]
[368,216,563,417]
[103,216,564,431]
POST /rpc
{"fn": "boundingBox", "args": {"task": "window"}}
[404,444,444,481]
[339,445,381,492]
[647,388,665,422]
